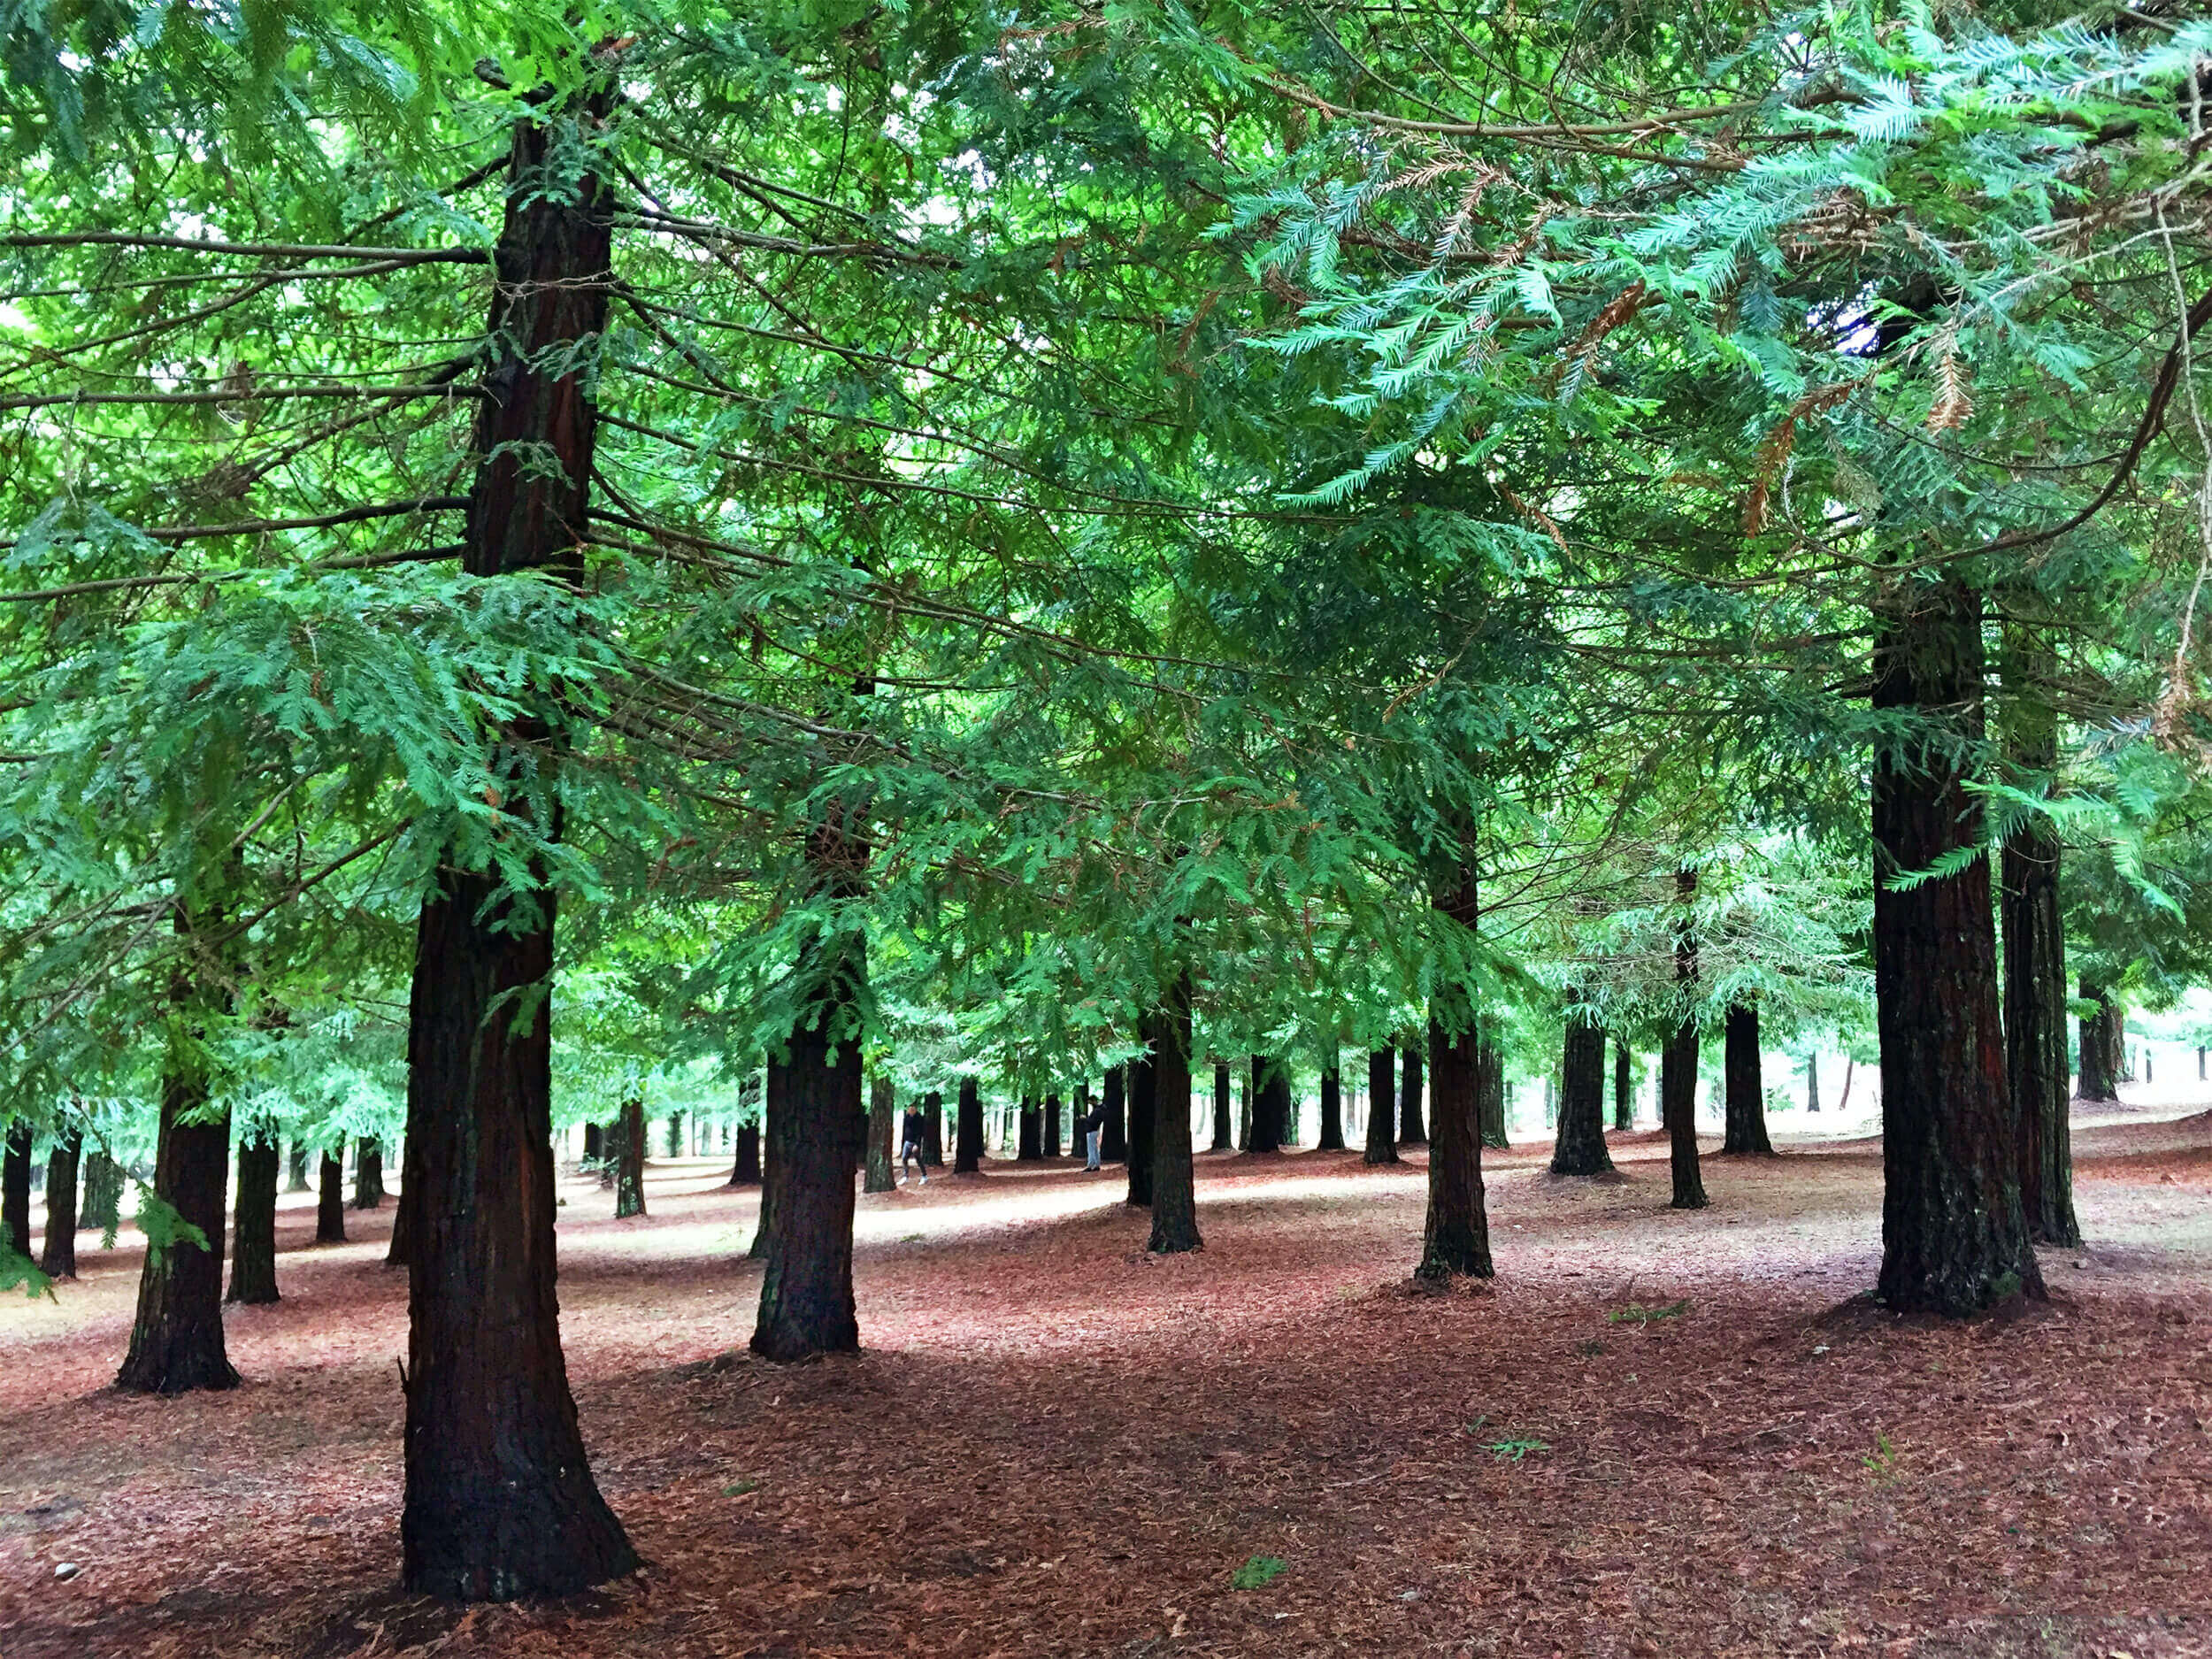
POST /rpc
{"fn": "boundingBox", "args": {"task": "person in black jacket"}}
[1079,1096,1107,1171]
[899,1105,930,1187]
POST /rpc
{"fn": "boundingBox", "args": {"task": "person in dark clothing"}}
[1079,1097,1107,1171]
[899,1106,929,1187]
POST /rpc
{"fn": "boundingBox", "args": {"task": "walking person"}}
[899,1103,930,1187]
[1079,1094,1107,1171]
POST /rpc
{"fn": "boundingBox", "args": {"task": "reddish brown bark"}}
[1363,1049,1398,1164]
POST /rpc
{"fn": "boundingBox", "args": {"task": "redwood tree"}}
[0,1120,27,1263]
[1721,1005,1776,1156]
[1145,973,1202,1253]
[1477,1036,1509,1149]
[316,1148,346,1244]
[864,1076,895,1194]
[1550,1002,1614,1176]
[352,1136,384,1209]
[1417,870,1491,1279]
[1099,1065,1127,1162]
[1398,1041,1427,1146]
[1248,1055,1287,1153]
[1613,1041,1632,1132]
[614,1098,647,1219]
[1126,1045,1156,1206]
[1870,576,2043,1314]
[1211,1061,1233,1149]
[42,1129,80,1279]
[1317,1064,1345,1149]
[227,1128,280,1305]
[954,1078,985,1173]
[1363,1048,1398,1164]
[1664,869,1709,1210]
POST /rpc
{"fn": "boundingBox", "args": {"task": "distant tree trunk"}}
[118,936,239,1394]
[1666,868,1709,1210]
[1721,1005,1777,1156]
[1363,1049,1399,1164]
[1248,1056,1287,1154]
[865,1077,895,1194]
[1210,1063,1233,1150]
[664,1112,682,1159]
[387,1159,416,1270]
[1399,1042,1427,1146]
[1017,1095,1042,1162]
[611,1099,647,1219]
[227,1130,280,1305]
[1477,1036,1509,1148]
[1236,1072,1252,1150]
[747,1110,776,1262]
[954,1079,986,1173]
[42,1129,80,1279]
[80,1148,122,1236]
[1,1119,28,1263]
[1044,1093,1063,1158]
[1999,683,2078,1245]
[1807,1053,1821,1114]
[1317,1065,1345,1149]
[2077,984,2120,1102]
[1125,1047,1156,1207]
[1839,1056,1855,1113]
[1417,867,1492,1279]
[1145,973,1202,1253]
[729,1122,763,1186]
[286,1141,311,1193]
[921,1090,945,1166]
[1870,575,2043,1314]
[1100,1067,1127,1162]
[1551,1004,1615,1177]
[1613,1041,1632,1132]
[316,1149,347,1243]
[352,1136,385,1209]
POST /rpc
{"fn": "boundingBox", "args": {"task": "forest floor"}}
[4,1109,2212,1659]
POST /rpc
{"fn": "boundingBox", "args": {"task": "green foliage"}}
[1230,1555,1288,1590]
[1608,1300,1691,1326]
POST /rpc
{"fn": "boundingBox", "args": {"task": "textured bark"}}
[1016,1096,1042,1162]
[1871,576,2044,1315]
[729,1123,762,1186]
[2002,774,2078,1240]
[398,98,633,1600]
[1417,872,1492,1279]
[227,1131,280,1304]
[118,1008,238,1393]
[747,1110,776,1261]
[922,1089,945,1167]
[79,1148,123,1235]
[1363,1049,1398,1164]
[1477,1037,1509,1148]
[1043,1093,1063,1159]
[352,1137,385,1210]
[864,1077,896,1194]
[614,1099,647,1219]
[751,925,865,1362]
[286,1141,311,1193]
[954,1079,985,1174]
[1,1120,27,1263]
[1144,975,1202,1252]
[1317,1066,1345,1150]
[2077,984,2121,1102]
[1211,1063,1233,1150]
[1125,1048,1156,1207]
[1248,1056,1288,1154]
[1100,1066,1127,1163]
[1613,1041,1632,1132]
[1398,1042,1427,1146]
[1665,869,1709,1210]
[42,1130,80,1279]
[1721,1005,1777,1156]
[316,1150,346,1243]
[1551,1006,1615,1176]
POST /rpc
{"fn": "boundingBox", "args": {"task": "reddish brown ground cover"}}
[4,1110,2212,1658]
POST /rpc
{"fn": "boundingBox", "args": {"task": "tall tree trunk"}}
[954,1079,985,1173]
[42,1129,80,1279]
[665,1113,684,1159]
[1099,1066,1127,1163]
[2077,983,2120,1102]
[1363,1048,1399,1164]
[747,1109,777,1261]
[1665,868,1709,1210]
[286,1141,311,1194]
[1317,1065,1345,1150]
[1248,1056,1287,1154]
[1477,1036,1509,1148]
[1017,1095,1042,1162]
[1236,1072,1252,1150]
[864,1076,896,1194]
[1551,1004,1615,1176]
[1721,1004,1776,1156]
[316,1149,347,1243]
[387,1159,416,1270]
[1210,1062,1233,1150]
[351,1136,384,1210]
[1399,1041,1427,1146]
[1613,1041,1632,1132]
[1146,974,1202,1253]
[227,1130,280,1305]
[1044,1093,1063,1159]
[1126,1046,1156,1207]
[922,1089,945,1167]
[1417,869,1492,1279]
[1871,576,2044,1314]
[1807,1052,1821,1114]
[1,1119,28,1263]
[614,1098,647,1219]
[398,96,634,1600]
[79,1147,122,1235]
[729,1122,763,1186]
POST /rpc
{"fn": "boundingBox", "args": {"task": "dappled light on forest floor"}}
[5,1106,2212,1656]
